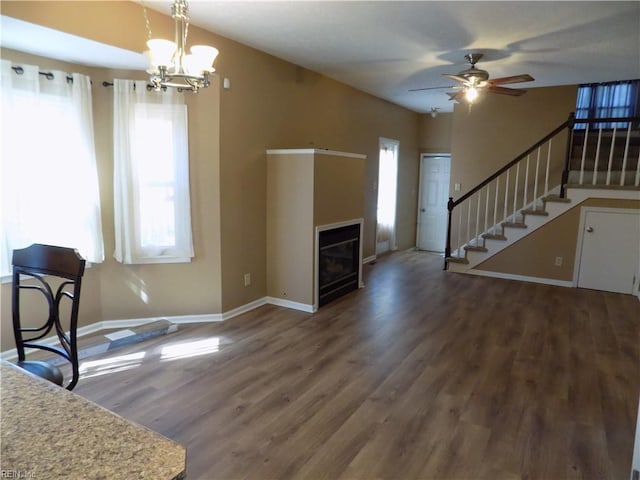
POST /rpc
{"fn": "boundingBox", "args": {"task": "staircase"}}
[445,113,640,274]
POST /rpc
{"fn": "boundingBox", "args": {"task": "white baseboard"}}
[0,296,317,359]
[221,298,268,320]
[363,255,377,264]
[466,269,574,288]
[265,296,315,313]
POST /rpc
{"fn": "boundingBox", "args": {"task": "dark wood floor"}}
[74,250,640,480]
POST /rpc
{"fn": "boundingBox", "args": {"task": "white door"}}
[577,210,640,294]
[417,154,450,252]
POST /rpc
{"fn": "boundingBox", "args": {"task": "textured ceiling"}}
[2,2,639,114]
[145,0,640,113]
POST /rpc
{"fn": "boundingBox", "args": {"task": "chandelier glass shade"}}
[144,0,219,92]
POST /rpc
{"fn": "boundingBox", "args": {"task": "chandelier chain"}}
[184,1,190,42]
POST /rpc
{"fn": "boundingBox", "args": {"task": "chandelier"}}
[144,0,219,92]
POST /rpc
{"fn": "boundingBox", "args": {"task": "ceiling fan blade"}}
[447,91,465,102]
[442,74,470,84]
[488,85,528,96]
[409,85,458,92]
[489,74,534,85]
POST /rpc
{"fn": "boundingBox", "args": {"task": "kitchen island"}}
[0,361,186,479]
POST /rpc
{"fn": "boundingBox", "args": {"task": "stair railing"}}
[563,115,640,191]
[444,112,640,270]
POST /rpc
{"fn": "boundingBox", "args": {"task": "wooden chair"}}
[11,244,86,390]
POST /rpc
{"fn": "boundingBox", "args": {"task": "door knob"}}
[586,226,594,233]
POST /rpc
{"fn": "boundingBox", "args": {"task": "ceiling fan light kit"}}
[410,52,535,108]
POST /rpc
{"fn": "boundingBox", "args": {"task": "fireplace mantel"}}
[266,149,366,312]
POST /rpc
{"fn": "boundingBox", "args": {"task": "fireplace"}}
[317,222,362,307]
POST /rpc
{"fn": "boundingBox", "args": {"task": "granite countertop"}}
[0,361,186,479]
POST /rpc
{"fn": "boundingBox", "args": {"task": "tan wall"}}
[1,1,419,338]
[478,198,640,281]
[418,112,453,153]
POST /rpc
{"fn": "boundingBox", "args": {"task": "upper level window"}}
[575,79,640,129]
[0,60,104,275]
[112,80,194,264]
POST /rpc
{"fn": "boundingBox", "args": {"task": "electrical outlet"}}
[454,183,461,192]
[243,273,251,286]
[554,256,563,267]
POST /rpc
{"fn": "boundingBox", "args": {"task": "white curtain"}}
[0,60,104,274]
[113,79,194,264]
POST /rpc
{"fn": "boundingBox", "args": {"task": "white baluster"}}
[475,192,481,246]
[635,149,640,187]
[533,148,540,210]
[484,184,490,236]
[593,127,603,185]
[579,123,589,184]
[457,207,462,256]
[503,170,510,226]
[544,139,551,197]
[523,155,530,209]
[620,122,632,186]
[512,163,520,222]
[466,200,471,251]
[606,126,616,185]
[493,177,499,234]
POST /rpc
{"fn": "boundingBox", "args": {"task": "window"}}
[113,80,194,264]
[575,79,640,129]
[0,60,104,275]
[376,137,399,254]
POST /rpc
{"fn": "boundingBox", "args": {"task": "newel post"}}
[560,111,575,198]
[444,196,454,270]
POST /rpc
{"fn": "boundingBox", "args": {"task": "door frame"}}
[416,153,451,251]
[573,206,640,296]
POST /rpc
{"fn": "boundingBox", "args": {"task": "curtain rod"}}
[102,81,157,91]
[11,65,73,83]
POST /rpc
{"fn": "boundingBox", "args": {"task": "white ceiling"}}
[147,0,640,113]
[2,1,639,114]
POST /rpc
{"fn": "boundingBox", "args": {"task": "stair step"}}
[502,221,527,229]
[464,245,488,252]
[522,209,549,216]
[543,194,571,203]
[446,256,469,264]
[482,233,507,241]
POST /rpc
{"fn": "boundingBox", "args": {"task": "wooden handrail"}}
[573,116,640,124]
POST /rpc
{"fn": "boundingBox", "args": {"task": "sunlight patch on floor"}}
[79,352,146,378]
[160,337,220,361]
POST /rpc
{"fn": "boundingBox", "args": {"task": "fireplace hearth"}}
[318,223,361,307]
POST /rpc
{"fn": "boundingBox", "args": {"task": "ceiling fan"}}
[411,53,534,104]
